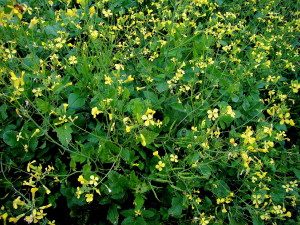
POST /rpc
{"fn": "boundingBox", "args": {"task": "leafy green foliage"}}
[0,0,299,224]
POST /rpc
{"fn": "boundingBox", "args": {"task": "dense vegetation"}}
[0,0,299,224]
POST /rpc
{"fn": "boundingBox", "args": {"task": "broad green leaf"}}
[139,129,158,147]
[168,196,183,218]
[121,217,147,225]
[121,217,134,225]
[36,99,51,114]
[211,180,230,197]
[127,98,144,118]
[55,124,73,146]
[143,91,158,104]
[143,209,155,218]
[107,204,119,225]
[68,93,85,109]
[82,164,91,176]
[70,153,87,170]
[134,194,144,210]
[120,148,134,163]
[198,164,212,178]
[156,82,168,93]
[293,168,300,179]
[3,130,18,147]
[170,102,186,112]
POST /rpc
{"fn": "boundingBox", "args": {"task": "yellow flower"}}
[48,220,56,225]
[125,125,132,133]
[170,154,178,162]
[145,108,155,115]
[241,126,256,145]
[43,185,51,194]
[13,196,25,209]
[90,30,99,40]
[8,213,25,223]
[263,126,273,136]
[10,71,25,90]
[221,205,227,213]
[32,88,43,97]
[191,126,198,131]
[85,193,93,203]
[77,0,88,6]
[66,8,77,17]
[290,80,300,93]
[229,138,237,146]
[140,133,146,146]
[114,64,124,70]
[153,151,160,158]
[29,17,38,28]
[226,106,235,118]
[282,184,293,192]
[196,197,202,204]
[68,56,77,65]
[207,108,219,121]
[102,9,113,18]
[1,213,8,222]
[89,6,96,16]
[141,108,156,126]
[124,75,134,83]
[285,211,292,217]
[78,175,87,184]
[89,175,99,186]
[91,107,102,118]
[134,210,142,216]
[216,198,225,204]
[201,141,209,149]
[155,161,165,171]
[260,213,271,220]
[31,187,39,199]
[252,194,262,208]
[104,75,113,85]
[200,216,210,225]
[76,187,82,198]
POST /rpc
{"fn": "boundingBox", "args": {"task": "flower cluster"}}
[76,175,101,203]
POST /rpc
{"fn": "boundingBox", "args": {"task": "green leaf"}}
[70,153,87,170]
[68,93,85,109]
[293,168,300,179]
[143,91,158,104]
[139,129,158,147]
[198,164,212,178]
[211,180,230,197]
[36,99,51,114]
[121,217,147,225]
[168,196,183,218]
[143,209,155,218]
[135,217,147,225]
[134,194,145,210]
[55,124,73,146]
[231,95,239,102]
[250,210,264,225]
[82,164,91,176]
[98,142,120,163]
[120,148,134,164]
[121,217,134,225]
[270,189,285,203]
[0,104,8,120]
[170,102,186,112]
[127,98,144,118]
[107,204,119,225]
[107,171,128,199]
[156,82,168,93]
[3,130,18,147]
